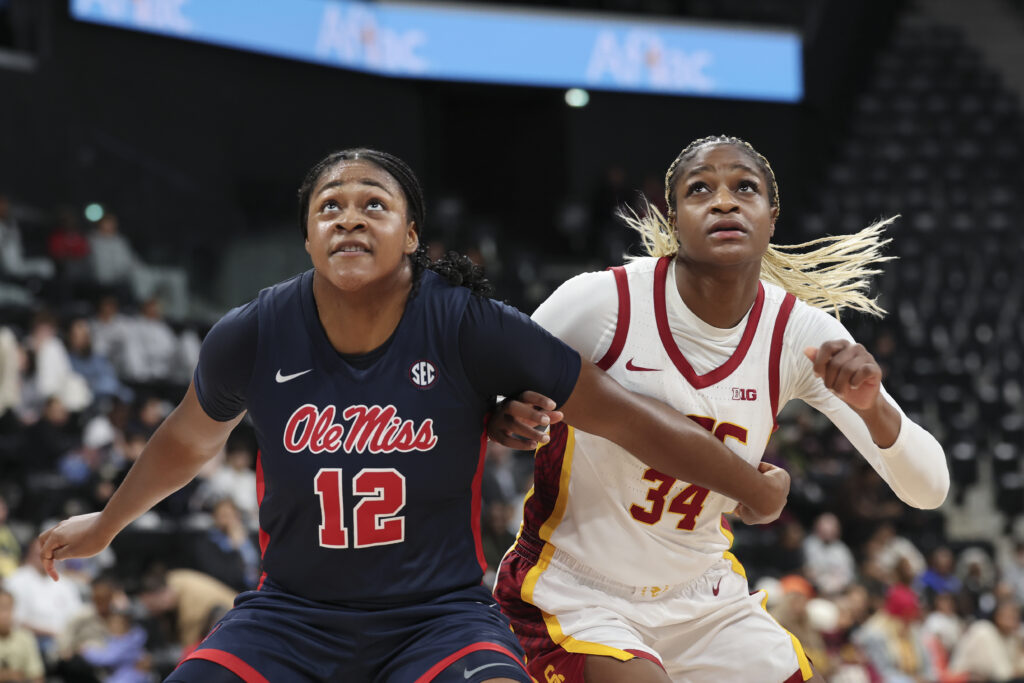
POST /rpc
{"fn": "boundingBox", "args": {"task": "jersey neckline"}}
[653,256,765,389]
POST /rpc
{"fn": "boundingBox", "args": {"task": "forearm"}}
[819,392,949,509]
[852,393,901,447]
[98,415,224,539]
[561,365,770,512]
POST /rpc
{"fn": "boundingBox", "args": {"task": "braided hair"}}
[297,148,492,298]
[619,135,893,318]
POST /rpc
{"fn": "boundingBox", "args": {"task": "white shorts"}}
[497,546,812,683]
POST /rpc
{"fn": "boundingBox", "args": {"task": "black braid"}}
[409,244,493,299]
[664,135,780,220]
[298,148,491,297]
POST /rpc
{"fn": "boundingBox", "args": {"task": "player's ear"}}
[769,206,779,238]
[405,222,419,255]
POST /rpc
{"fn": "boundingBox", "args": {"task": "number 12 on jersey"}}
[314,468,406,548]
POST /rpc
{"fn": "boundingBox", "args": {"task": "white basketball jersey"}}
[519,256,796,591]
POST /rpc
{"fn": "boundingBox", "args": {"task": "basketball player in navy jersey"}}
[37,148,789,683]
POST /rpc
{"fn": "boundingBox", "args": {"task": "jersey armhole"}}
[595,266,630,370]
[768,293,797,431]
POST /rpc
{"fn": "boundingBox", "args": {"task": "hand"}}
[732,462,790,525]
[804,340,882,412]
[37,512,113,581]
[487,391,564,450]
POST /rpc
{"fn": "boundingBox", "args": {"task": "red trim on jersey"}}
[181,648,270,683]
[768,293,797,431]
[783,667,806,683]
[414,642,529,683]
[654,256,765,388]
[256,572,267,591]
[596,266,631,370]
[626,649,666,670]
[255,451,269,558]
[471,418,489,574]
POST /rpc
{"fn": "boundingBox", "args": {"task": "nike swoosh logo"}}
[625,358,660,372]
[712,577,723,596]
[275,369,312,383]
[463,662,516,679]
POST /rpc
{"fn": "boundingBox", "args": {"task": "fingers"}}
[517,391,557,412]
[756,461,777,473]
[39,532,63,582]
[806,340,881,394]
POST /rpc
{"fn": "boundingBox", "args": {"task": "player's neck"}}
[673,259,761,329]
[312,270,412,354]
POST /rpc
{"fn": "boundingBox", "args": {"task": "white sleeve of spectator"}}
[785,306,949,510]
[530,270,620,363]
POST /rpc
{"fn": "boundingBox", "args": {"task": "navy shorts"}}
[166,578,531,683]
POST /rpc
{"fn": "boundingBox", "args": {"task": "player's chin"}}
[325,268,375,292]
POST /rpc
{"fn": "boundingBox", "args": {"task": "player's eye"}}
[737,179,760,193]
[367,199,385,211]
[686,181,709,196]
[321,199,339,212]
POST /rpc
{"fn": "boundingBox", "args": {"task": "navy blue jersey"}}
[194,269,579,606]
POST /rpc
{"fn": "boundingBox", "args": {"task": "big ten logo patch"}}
[409,360,437,388]
[731,387,757,401]
[544,664,566,683]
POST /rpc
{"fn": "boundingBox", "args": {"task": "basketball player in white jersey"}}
[488,135,949,683]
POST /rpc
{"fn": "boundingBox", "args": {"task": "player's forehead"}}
[678,142,764,182]
[313,159,404,200]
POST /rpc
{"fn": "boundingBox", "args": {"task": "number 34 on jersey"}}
[629,415,749,530]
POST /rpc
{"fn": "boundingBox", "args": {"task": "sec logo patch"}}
[409,360,437,388]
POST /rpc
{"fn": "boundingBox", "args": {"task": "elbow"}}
[908,467,951,510]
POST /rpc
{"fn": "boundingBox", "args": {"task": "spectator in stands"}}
[480,500,517,585]
[770,575,833,678]
[66,317,132,405]
[853,584,935,682]
[87,212,191,321]
[948,599,1024,681]
[86,214,135,303]
[89,295,133,378]
[55,571,126,681]
[4,538,85,658]
[0,493,21,579]
[190,497,259,593]
[47,209,91,289]
[916,546,961,603]
[920,591,966,682]
[1003,541,1024,605]
[23,310,92,414]
[0,193,54,283]
[202,437,256,526]
[0,326,21,433]
[867,521,927,580]
[803,512,857,596]
[78,607,150,683]
[136,568,236,649]
[22,395,76,477]
[957,546,998,618]
[0,588,45,683]
[121,298,180,386]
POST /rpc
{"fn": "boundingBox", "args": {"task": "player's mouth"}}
[707,219,747,239]
[330,242,371,255]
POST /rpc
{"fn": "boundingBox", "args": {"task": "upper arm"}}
[531,270,619,362]
[193,300,258,422]
[459,296,581,406]
[164,382,247,456]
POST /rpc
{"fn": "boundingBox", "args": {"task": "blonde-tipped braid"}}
[619,135,895,319]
